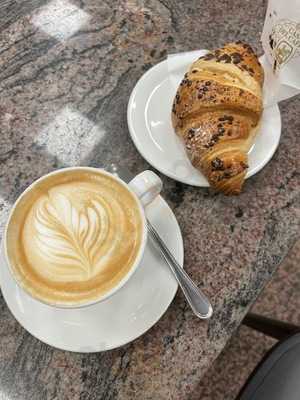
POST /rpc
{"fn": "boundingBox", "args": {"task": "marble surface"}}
[0,0,299,399]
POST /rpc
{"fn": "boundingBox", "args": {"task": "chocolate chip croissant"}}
[171,42,264,195]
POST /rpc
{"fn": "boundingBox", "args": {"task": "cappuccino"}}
[6,169,143,306]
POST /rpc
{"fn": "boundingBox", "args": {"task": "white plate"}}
[0,195,183,353]
[128,51,282,186]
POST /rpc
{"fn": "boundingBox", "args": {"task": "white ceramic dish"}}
[0,195,183,352]
[127,50,282,186]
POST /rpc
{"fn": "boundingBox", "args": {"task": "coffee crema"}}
[6,169,143,306]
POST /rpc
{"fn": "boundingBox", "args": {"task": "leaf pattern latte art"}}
[34,192,112,279]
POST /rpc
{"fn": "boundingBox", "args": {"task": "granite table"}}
[0,0,299,399]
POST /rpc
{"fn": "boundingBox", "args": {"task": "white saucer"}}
[0,195,183,352]
[127,50,282,186]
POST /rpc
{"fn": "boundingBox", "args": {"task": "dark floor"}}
[196,239,300,399]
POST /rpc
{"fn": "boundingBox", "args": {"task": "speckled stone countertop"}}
[0,0,299,399]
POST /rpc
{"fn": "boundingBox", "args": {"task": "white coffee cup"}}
[3,167,162,308]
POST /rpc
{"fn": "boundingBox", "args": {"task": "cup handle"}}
[128,171,162,207]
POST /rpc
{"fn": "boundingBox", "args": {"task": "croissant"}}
[171,42,264,195]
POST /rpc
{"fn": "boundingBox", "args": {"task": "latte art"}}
[31,191,124,281]
[6,169,143,306]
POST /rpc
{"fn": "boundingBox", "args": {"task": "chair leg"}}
[242,313,300,341]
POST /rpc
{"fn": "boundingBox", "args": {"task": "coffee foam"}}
[6,169,143,306]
